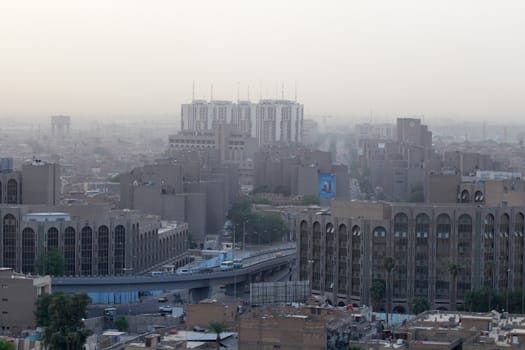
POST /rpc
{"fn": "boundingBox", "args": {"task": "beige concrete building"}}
[0,159,60,206]
[120,159,237,241]
[239,304,369,350]
[298,199,525,311]
[0,268,51,336]
[185,300,238,331]
[0,204,189,276]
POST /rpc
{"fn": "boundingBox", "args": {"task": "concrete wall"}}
[0,271,51,336]
[239,316,326,350]
[21,163,60,206]
[426,174,460,204]
[331,200,390,220]
[185,302,237,330]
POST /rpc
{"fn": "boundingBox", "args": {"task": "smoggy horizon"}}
[1,0,525,122]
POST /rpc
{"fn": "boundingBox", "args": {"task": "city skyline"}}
[1,0,525,121]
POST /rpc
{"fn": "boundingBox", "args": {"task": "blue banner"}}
[318,173,336,199]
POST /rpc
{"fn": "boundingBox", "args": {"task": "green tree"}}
[35,292,63,327]
[448,263,460,311]
[369,279,386,311]
[113,316,129,332]
[41,292,92,350]
[208,321,226,350]
[383,257,395,328]
[464,287,502,312]
[409,297,430,315]
[36,249,65,276]
[302,194,321,205]
[0,339,15,350]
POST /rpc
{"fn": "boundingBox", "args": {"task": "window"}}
[114,225,126,273]
[81,226,93,275]
[3,214,17,269]
[22,228,36,274]
[98,226,109,275]
[64,227,76,275]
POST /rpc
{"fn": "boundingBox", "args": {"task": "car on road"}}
[158,296,168,302]
[159,305,173,313]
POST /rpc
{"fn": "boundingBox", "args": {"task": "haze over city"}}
[1,0,525,121]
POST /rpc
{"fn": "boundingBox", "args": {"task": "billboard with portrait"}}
[318,173,336,199]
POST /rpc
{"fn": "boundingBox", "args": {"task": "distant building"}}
[168,124,257,185]
[181,99,304,146]
[0,268,51,336]
[358,117,436,201]
[50,115,71,136]
[254,146,350,199]
[120,158,238,241]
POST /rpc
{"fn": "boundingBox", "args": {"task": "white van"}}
[220,261,234,271]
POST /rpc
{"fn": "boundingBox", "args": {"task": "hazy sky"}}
[1,0,525,121]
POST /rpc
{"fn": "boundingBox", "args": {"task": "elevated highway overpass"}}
[52,249,296,303]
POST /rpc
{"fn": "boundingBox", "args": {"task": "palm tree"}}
[369,279,386,311]
[208,321,226,350]
[383,256,395,328]
[448,263,460,311]
[485,260,495,311]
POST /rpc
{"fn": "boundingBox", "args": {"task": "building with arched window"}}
[0,159,60,206]
[298,199,525,312]
[0,204,190,276]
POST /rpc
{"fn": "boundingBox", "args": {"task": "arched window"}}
[114,225,126,273]
[98,226,109,275]
[312,222,321,290]
[6,179,18,204]
[22,228,35,274]
[394,213,408,237]
[325,223,335,292]
[80,226,93,275]
[484,214,495,288]
[414,214,430,297]
[351,225,361,296]
[499,214,510,291]
[64,227,76,275]
[437,214,451,238]
[3,214,17,269]
[458,215,472,239]
[393,213,409,298]
[515,213,525,290]
[457,214,473,297]
[436,214,451,299]
[47,227,59,251]
[516,213,525,236]
[500,213,510,236]
[415,214,430,238]
[474,191,484,203]
[460,190,470,203]
[338,224,348,294]
[372,226,387,282]
[484,214,495,237]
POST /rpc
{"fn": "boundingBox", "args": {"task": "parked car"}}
[158,296,168,302]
